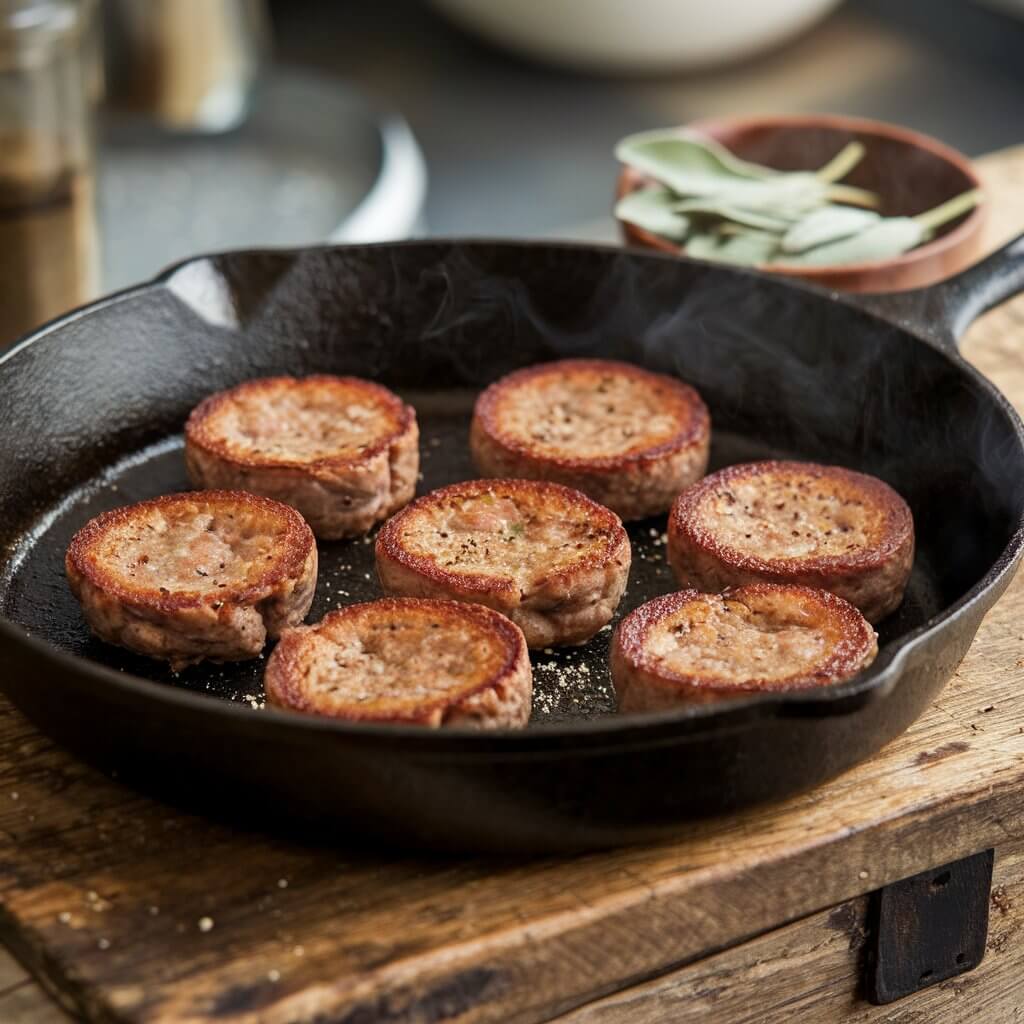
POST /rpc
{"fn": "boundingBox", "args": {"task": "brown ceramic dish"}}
[616,113,986,293]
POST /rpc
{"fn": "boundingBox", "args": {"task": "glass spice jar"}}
[0,0,99,348]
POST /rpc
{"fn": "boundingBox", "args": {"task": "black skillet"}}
[2,237,1024,853]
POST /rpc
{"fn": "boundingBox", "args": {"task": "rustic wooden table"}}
[3,147,1024,1024]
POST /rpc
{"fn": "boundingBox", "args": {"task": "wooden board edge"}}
[548,839,1024,1023]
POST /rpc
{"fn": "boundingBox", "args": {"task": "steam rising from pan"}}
[124,241,1024,618]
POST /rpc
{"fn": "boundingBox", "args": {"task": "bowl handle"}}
[843,231,1024,351]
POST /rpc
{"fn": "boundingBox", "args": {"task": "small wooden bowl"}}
[615,114,986,293]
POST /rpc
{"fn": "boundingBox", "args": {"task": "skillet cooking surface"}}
[2,409,942,724]
[1,240,1022,850]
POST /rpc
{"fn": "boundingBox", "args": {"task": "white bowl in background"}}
[430,0,843,74]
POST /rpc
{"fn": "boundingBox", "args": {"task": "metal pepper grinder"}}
[0,0,99,347]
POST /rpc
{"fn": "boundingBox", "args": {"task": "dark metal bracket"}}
[868,848,994,1004]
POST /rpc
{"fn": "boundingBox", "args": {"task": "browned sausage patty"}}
[375,478,631,648]
[265,598,532,727]
[66,491,317,670]
[611,584,877,711]
[185,375,419,539]
[470,359,710,520]
[667,461,914,622]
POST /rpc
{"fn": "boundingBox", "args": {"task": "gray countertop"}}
[271,0,1024,241]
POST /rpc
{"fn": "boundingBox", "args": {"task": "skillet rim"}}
[1,238,1022,752]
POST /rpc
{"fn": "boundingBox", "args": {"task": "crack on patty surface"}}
[190,376,409,465]
[647,594,831,682]
[697,473,879,560]
[293,611,509,710]
[392,484,616,587]
[613,585,878,709]
[89,505,291,596]
[674,460,913,571]
[485,364,700,459]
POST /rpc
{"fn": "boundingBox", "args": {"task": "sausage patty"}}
[375,478,631,648]
[185,375,419,539]
[66,490,317,670]
[611,584,878,711]
[265,598,532,728]
[667,461,914,622]
[470,359,710,520]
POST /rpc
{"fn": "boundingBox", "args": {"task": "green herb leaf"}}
[686,228,780,266]
[672,198,794,232]
[781,217,925,265]
[780,189,983,266]
[614,132,777,198]
[614,186,690,241]
[615,130,777,187]
[781,206,881,254]
[616,131,879,212]
[913,188,984,232]
[815,141,865,183]
[823,183,881,209]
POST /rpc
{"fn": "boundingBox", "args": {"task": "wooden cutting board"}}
[2,146,1024,1024]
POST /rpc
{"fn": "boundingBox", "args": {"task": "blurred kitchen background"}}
[281,0,1024,240]
[3,0,1024,345]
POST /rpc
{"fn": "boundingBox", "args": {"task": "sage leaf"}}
[614,186,690,240]
[687,228,780,266]
[676,172,832,213]
[672,198,794,233]
[617,131,880,211]
[823,183,881,208]
[914,188,984,232]
[615,130,776,191]
[823,182,880,207]
[780,188,983,265]
[781,206,881,254]
[815,141,865,183]
[781,217,926,265]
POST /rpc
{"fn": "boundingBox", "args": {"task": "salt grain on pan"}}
[58,912,72,924]
[198,916,214,932]
[277,878,289,889]
[267,969,281,983]
[97,938,110,950]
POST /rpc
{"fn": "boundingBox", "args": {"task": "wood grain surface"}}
[1,147,1024,1024]
[553,839,1024,1023]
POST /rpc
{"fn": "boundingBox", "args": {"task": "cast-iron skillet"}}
[2,237,1024,852]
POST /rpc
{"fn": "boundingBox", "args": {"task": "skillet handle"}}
[846,230,1024,351]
